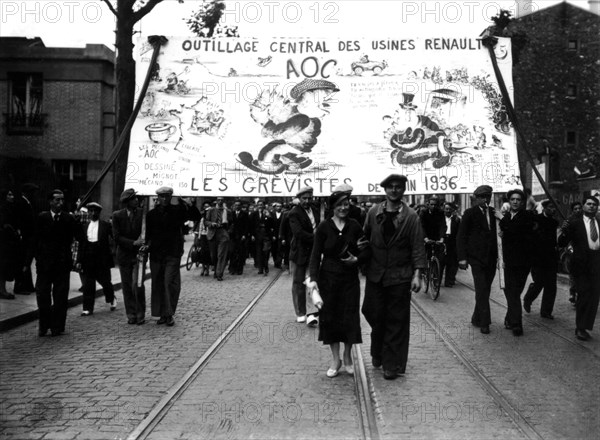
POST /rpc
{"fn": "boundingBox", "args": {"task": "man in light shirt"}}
[78,202,116,316]
[559,195,600,341]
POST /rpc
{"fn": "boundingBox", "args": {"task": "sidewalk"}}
[0,237,194,332]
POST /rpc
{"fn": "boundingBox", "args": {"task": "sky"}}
[0,1,595,49]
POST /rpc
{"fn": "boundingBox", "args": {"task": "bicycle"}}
[422,241,446,301]
[186,232,202,271]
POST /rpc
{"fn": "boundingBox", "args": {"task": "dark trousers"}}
[36,263,70,334]
[228,238,246,274]
[470,264,496,327]
[362,280,411,373]
[290,261,307,317]
[254,240,270,272]
[442,244,459,286]
[150,256,180,318]
[81,264,114,313]
[119,262,146,321]
[209,229,229,277]
[271,239,282,268]
[574,251,600,331]
[503,265,530,328]
[523,265,557,316]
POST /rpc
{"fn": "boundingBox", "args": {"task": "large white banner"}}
[125,36,520,196]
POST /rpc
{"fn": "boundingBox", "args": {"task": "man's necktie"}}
[591,219,599,242]
[54,213,60,222]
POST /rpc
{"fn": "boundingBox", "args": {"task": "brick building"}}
[0,37,116,211]
[509,2,600,209]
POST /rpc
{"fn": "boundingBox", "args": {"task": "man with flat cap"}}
[361,174,426,380]
[144,187,189,326]
[457,185,498,335]
[288,186,321,326]
[78,202,116,316]
[112,189,146,324]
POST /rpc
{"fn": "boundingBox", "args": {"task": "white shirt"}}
[445,216,452,235]
[582,215,600,250]
[305,208,316,230]
[87,220,99,243]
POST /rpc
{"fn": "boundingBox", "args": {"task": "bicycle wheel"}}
[423,265,431,295]
[186,246,194,271]
[429,257,441,300]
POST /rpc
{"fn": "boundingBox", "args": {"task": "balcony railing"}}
[3,113,47,135]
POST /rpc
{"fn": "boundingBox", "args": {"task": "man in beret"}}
[559,195,600,341]
[112,188,146,324]
[144,187,189,326]
[14,182,39,294]
[78,202,116,317]
[28,189,83,336]
[361,174,426,380]
[457,185,498,335]
[523,200,559,320]
[288,186,320,326]
[499,189,536,336]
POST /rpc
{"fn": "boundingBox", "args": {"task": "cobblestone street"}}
[1,260,598,440]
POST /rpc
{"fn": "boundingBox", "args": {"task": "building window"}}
[566,131,577,147]
[567,84,577,98]
[53,160,87,181]
[5,72,45,134]
[567,39,578,51]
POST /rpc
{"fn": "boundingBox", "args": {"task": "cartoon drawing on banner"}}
[351,55,388,76]
[237,78,340,175]
[382,65,512,170]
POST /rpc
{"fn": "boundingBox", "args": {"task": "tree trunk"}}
[113,16,135,203]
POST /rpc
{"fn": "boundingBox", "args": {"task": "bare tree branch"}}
[101,0,118,17]
[132,0,165,23]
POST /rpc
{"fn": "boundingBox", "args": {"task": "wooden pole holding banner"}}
[496,217,505,289]
[480,31,566,221]
[77,36,169,210]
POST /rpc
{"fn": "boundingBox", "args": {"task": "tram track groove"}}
[410,298,545,440]
[126,272,283,440]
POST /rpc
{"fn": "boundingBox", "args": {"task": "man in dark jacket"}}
[457,185,498,335]
[228,200,249,275]
[112,189,145,325]
[288,186,320,326]
[559,195,600,341]
[441,202,460,287]
[29,189,83,336]
[361,174,426,380]
[144,187,189,326]
[523,200,559,319]
[499,189,535,336]
[249,200,274,275]
[78,202,116,316]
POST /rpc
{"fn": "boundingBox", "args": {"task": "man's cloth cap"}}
[332,183,353,194]
[296,186,314,197]
[473,185,493,196]
[156,186,174,195]
[290,78,339,100]
[120,188,137,202]
[86,202,102,211]
[380,174,408,188]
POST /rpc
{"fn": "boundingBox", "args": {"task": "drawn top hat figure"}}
[399,93,418,110]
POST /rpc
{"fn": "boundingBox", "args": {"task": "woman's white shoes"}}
[326,360,342,378]
[344,364,354,375]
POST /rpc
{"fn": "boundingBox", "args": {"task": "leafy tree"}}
[185,0,239,37]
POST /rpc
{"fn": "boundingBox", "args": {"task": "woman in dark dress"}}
[307,190,368,377]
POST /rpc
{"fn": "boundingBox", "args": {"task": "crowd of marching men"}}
[0,181,598,368]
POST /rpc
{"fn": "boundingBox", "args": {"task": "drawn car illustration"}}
[351,59,388,75]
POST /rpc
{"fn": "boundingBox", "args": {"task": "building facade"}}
[0,37,116,211]
[509,2,600,209]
